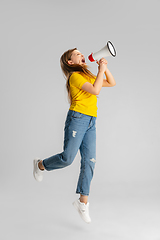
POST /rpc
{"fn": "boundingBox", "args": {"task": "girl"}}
[33,48,116,223]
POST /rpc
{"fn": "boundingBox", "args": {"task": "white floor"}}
[1,181,160,240]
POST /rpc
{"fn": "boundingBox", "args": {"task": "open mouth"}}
[82,58,86,63]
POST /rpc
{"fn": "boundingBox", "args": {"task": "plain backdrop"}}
[0,0,160,239]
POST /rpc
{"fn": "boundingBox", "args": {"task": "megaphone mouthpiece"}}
[88,53,95,62]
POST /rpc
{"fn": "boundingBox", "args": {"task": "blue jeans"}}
[42,110,96,196]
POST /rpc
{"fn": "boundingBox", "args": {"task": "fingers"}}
[99,58,108,64]
[97,58,108,73]
[96,58,107,65]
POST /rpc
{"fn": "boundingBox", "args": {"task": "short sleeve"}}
[91,76,96,85]
[69,72,88,89]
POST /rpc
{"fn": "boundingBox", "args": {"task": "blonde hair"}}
[60,48,95,104]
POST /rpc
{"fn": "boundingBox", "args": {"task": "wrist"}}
[105,68,110,74]
[98,70,105,74]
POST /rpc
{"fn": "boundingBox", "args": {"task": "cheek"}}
[78,57,82,64]
[75,58,80,64]
[73,57,78,64]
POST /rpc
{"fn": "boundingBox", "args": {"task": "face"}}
[68,50,86,65]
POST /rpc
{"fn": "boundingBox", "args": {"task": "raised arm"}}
[81,58,107,95]
[102,67,116,87]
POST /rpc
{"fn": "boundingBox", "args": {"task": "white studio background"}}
[0,0,160,240]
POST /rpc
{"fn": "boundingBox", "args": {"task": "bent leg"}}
[43,111,90,171]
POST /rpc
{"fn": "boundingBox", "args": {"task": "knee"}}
[63,154,74,167]
[64,160,72,167]
[90,157,96,165]
[90,158,96,168]
[89,158,96,173]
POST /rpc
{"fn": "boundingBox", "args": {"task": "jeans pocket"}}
[71,111,83,118]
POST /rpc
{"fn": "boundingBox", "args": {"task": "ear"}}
[68,60,74,65]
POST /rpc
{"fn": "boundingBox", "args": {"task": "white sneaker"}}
[73,199,91,223]
[33,158,44,182]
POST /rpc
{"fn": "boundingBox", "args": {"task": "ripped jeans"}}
[42,110,96,196]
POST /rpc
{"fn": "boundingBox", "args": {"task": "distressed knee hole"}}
[90,158,96,163]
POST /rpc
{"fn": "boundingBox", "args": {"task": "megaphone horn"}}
[88,41,116,62]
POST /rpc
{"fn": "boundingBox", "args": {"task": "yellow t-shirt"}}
[69,72,98,117]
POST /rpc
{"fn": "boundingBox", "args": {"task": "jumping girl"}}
[33,48,116,223]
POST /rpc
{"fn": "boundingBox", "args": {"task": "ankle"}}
[38,160,45,171]
[79,195,88,205]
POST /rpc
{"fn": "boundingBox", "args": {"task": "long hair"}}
[60,48,95,104]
